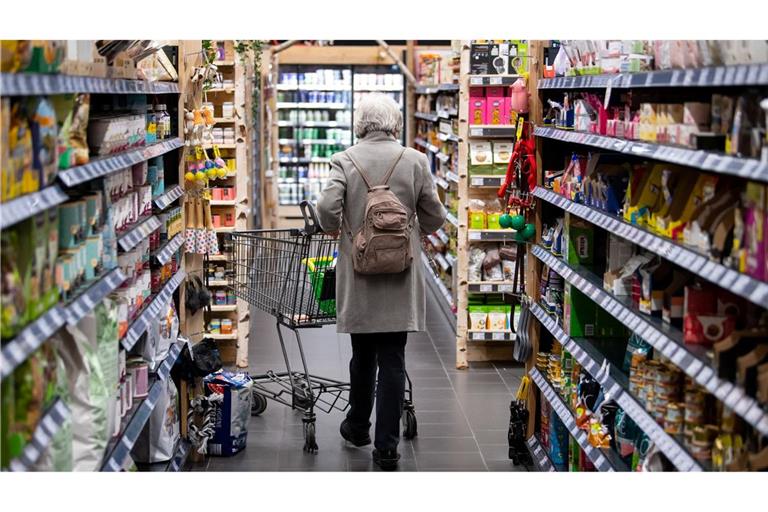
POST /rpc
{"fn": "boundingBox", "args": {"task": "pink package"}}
[485,86,505,125]
[744,184,767,281]
[469,97,487,125]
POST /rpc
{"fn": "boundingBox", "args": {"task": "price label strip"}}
[1,306,67,380]
[8,398,70,472]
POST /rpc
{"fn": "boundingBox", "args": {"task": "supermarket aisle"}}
[188,289,529,471]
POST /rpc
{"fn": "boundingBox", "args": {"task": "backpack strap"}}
[345,151,374,191]
[346,147,407,190]
[380,147,407,187]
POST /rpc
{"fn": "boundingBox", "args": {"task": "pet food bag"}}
[142,300,179,371]
[131,377,180,463]
[204,371,253,457]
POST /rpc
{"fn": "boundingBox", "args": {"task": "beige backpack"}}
[343,148,415,275]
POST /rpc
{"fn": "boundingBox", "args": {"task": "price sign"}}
[470,128,482,137]
[470,77,483,85]
[469,231,481,241]
[490,76,502,85]
[479,284,493,292]
[492,332,506,341]
[471,178,484,187]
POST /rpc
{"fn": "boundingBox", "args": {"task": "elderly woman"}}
[317,93,446,470]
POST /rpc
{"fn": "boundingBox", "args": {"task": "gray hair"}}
[353,93,403,138]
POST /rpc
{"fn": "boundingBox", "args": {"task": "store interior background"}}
[2,36,768,476]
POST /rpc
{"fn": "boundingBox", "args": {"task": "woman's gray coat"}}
[317,131,447,334]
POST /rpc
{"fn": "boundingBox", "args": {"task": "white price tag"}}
[469,232,481,241]
[471,178,484,187]
[470,77,483,85]
[499,285,513,293]
[492,332,506,341]
[479,284,492,292]
[470,128,482,137]
[490,76,502,85]
[473,332,485,341]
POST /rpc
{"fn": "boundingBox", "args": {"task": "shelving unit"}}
[0,41,195,473]
[524,42,768,473]
[199,44,251,367]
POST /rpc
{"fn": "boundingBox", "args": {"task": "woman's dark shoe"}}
[372,449,400,471]
[340,419,372,447]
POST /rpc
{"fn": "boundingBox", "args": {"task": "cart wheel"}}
[402,408,418,440]
[303,421,318,453]
[251,391,268,416]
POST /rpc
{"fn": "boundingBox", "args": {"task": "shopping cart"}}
[228,201,417,453]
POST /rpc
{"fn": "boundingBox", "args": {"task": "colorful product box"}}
[469,95,487,125]
[485,86,506,126]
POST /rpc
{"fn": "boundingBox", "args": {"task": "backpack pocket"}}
[369,207,408,231]
[355,233,412,275]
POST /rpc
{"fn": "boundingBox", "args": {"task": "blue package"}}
[204,371,254,456]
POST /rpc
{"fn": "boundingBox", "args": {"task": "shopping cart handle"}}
[300,201,322,235]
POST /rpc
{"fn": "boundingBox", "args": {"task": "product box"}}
[683,285,739,346]
[469,95,487,125]
[492,141,514,174]
[469,43,491,75]
[743,183,767,281]
[204,371,253,457]
[565,219,594,268]
[469,141,493,173]
[564,284,626,338]
[485,86,506,125]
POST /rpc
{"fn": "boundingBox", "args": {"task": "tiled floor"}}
[187,288,532,472]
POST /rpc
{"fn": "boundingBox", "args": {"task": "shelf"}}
[468,229,517,242]
[467,282,518,294]
[415,83,460,94]
[470,175,503,188]
[276,102,348,110]
[279,157,331,164]
[206,331,238,340]
[65,267,127,325]
[206,87,235,94]
[212,117,236,124]
[445,212,459,228]
[153,233,186,266]
[469,75,523,86]
[355,85,402,92]
[210,304,236,312]
[168,440,190,472]
[533,187,768,309]
[433,253,450,272]
[214,226,236,233]
[101,339,184,471]
[153,185,184,211]
[210,200,237,206]
[435,153,451,164]
[435,228,450,245]
[414,138,440,154]
[421,253,454,308]
[414,112,439,122]
[204,143,237,150]
[534,126,768,183]
[277,121,350,128]
[117,216,162,252]
[207,280,229,287]
[433,175,450,190]
[212,60,234,66]
[0,185,69,230]
[0,72,179,96]
[529,301,704,471]
[526,436,557,472]
[207,254,231,262]
[121,269,187,351]
[437,131,460,143]
[1,306,68,380]
[538,63,768,90]
[529,367,626,472]
[468,330,516,342]
[468,125,518,138]
[277,83,351,91]
[445,253,457,268]
[437,109,458,119]
[531,245,768,438]
[7,398,70,471]
[58,138,183,187]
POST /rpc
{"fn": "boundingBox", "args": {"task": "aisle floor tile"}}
[189,289,531,472]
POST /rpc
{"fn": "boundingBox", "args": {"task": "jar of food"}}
[222,102,234,119]
[221,319,233,334]
[209,319,221,334]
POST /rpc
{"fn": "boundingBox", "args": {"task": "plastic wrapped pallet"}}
[204,371,253,456]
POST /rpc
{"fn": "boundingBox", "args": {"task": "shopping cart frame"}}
[228,201,416,453]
